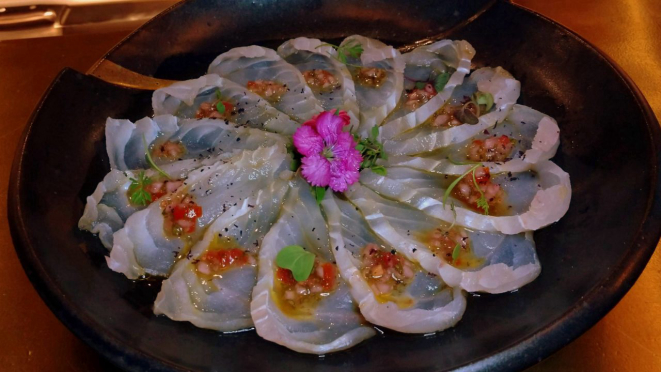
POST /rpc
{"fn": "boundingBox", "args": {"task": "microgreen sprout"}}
[142,135,171,180]
[128,171,153,206]
[316,41,364,67]
[276,245,315,282]
[443,163,490,215]
[355,126,388,175]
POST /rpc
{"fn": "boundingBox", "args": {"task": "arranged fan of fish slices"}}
[79,36,572,354]
[322,193,466,333]
[250,178,376,353]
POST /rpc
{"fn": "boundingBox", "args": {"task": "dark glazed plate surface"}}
[9,1,661,371]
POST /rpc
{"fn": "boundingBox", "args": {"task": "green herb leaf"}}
[434,72,450,92]
[276,245,316,282]
[143,135,171,180]
[473,91,494,112]
[471,169,490,215]
[451,242,461,261]
[448,201,457,230]
[316,41,363,67]
[216,101,226,114]
[312,186,327,205]
[371,165,387,176]
[215,89,222,100]
[415,82,426,90]
[370,126,379,141]
[443,164,481,208]
[334,108,340,116]
[128,171,153,206]
[340,41,363,59]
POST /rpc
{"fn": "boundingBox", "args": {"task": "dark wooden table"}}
[1,1,659,370]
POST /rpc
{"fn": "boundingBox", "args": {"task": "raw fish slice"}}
[154,179,290,331]
[106,115,178,170]
[380,40,475,139]
[80,122,287,248]
[79,161,203,249]
[346,184,541,293]
[277,38,360,128]
[383,67,520,156]
[158,118,288,160]
[208,46,323,122]
[322,194,466,333]
[390,104,560,171]
[152,74,300,135]
[339,35,404,137]
[107,144,291,279]
[251,178,375,354]
[359,162,571,234]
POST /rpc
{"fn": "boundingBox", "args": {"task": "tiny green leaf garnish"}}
[442,163,490,215]
[472,168,490,215]
[443,164,480,208]
[451,242,461,261]
[142,135,171,180]
[316,41,364,67]
[415,82,426,90]
[334,108,340,116]
[215,89,222,100]
[371,165,387,176]
[473,91,494,112]
[355,126,388,175]
[215,101,226,114]
[448,201,457,230]
[312,186,327,205]
[434,72,450,92]
[276,245,316,282]
[128,171,153,206]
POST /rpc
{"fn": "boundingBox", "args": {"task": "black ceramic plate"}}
[9,0,661,371]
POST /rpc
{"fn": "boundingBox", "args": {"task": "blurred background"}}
[0,0,177,40]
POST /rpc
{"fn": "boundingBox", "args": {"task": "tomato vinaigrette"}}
[359,243,417,308]
[273,258,339,318]
[160,193,204,237]
[194,236,256,280]
[421,228,484,270]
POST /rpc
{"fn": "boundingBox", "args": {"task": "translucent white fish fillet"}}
[154,178,290,331]
[80,120,287,248]
[339,35,405,137]
[346,184,541,293]
[106,115,178,170]
[107,144,291,279]
[359,162,571,235]
[380,40,476,139]
[250,178,375,354]
[277,37,360,128]
[152,74,300,135]
[383,67,520,156]
[208,46,323,123]
[322,193,466,333]
[386,104,560,173]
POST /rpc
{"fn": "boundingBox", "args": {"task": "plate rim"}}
[8,2,661,371]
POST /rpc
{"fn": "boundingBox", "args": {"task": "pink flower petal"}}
[329,157,361,192]
[301,153,331,187]
[332,132,363,168]
[301,112,322,128]
[292,125,324,157]
[315,111,350,144]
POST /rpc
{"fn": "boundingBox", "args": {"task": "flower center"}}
[322,146,334,160]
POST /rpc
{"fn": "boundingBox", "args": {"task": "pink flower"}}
[293,110,362,192]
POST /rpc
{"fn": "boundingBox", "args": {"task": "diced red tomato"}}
[202,248,248,272]
[277,267,297,286]
[171,203,203,233]
[321,263,336,291]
